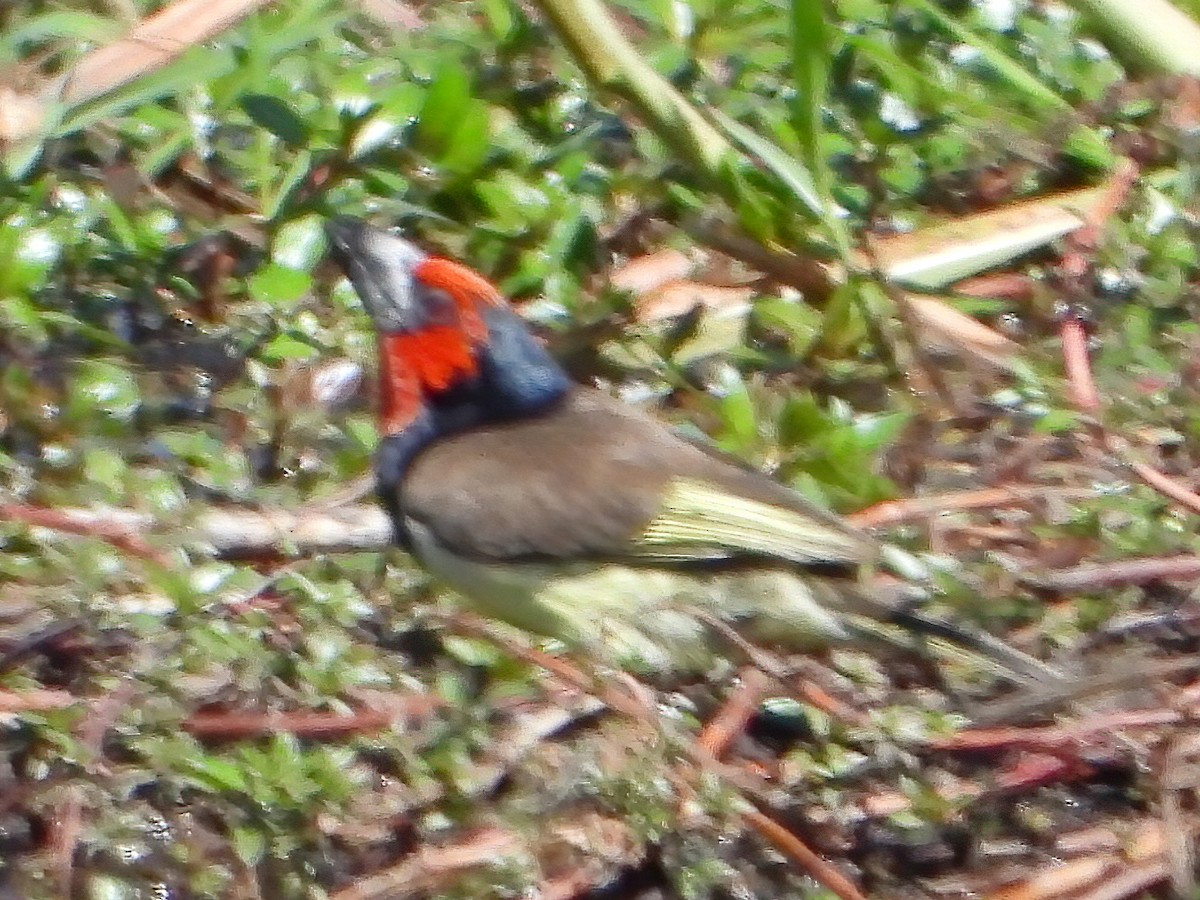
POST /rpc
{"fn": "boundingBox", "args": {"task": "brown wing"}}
[400,388,877,566]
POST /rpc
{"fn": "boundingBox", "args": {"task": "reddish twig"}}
[1022,555,1200,591]
[1072,861,1169,900]
[184,707,399,740]
[793,676,868,727]
[1126,456,1200,517]
[990,855,1119,900]
[1059,158,1139,280]
[848,486,1089,530]
[0,689,77,712]
[330,827,522,900]
[952,272,1036,302]
[929,708,1182,755]
[1061,317,1101,414]
[447,613,653,722]
[1056,159,1130,412]
[993,751,1098,793]
[1060,326,1200,517]
[743,809,867,900]
[697,668,770,759]
[0,503,169,564]
[1045,159,1200,523]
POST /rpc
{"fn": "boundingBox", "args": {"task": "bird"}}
[325,216,1054,682]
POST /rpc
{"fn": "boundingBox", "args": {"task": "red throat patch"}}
[378,330,477,433]
[376,259,505,434]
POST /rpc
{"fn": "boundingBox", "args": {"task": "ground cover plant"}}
[7,0,1200,897]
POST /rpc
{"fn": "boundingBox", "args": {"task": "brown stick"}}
[743,809,868,900]
[1126,457,1200,517]
[1021,556,1200,591]
[183,708,399,740]
[848,486,1092,530]
[696,668,771,759]
[0,503,169,564]
[330,827,522,900]
[1061,317,1101,414]
[0,503,393,560]
[929,708,1183,754]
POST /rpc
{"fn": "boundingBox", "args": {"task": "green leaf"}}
[1034,408,1081,434]
[853,411,911,453]
[232,826,267,867]
[481,0,516,39]
[262,333,319,362]
[4,10,123,44]
[239,93,310,147]
[264,151,314,220]
[74,360,140,422]
[83,447,128,499]
[440,100,491,176]
[906,0,1071,115]
[419,61,471,150]
[189,756,249,794]
[754,297,822,357]
[249,263,311,306]
[272,213,326,271]
[789,0,831,169]
[717,380,758,450]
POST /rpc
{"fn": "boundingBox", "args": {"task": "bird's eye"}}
[417,285,459,328]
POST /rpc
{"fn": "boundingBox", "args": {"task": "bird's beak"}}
[325,217,428,334]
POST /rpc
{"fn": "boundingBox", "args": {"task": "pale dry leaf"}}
[610,248,697,295]
[636,280,755,323]
[62,0,271,107]
[989,855,1117,900]
[0,86,47,148]
[907,294,1020,369]
[355,0,424,29]
[861,187,1104,291]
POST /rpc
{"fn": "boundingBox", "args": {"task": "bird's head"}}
[325,217,571,437]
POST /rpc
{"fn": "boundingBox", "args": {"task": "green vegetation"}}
[4,0,1200,896]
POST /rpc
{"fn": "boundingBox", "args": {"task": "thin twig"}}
[742,809,868,900]
[183,707,400,740]
[697,668,771,759]
[330,827,523,900]
[1125,454,1200,517]
[848,486,1093,530]
[0,503,169,564]
[929,707,1183,754]
[0,502,393,560]
[1072,860,1168,900]
[1020,555,1200,591]
[1061,317,1101,414]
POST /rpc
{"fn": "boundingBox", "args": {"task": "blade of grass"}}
[788,0,852,257]
[534,0,737,177]
[907,0,1073,114]
[707,109,823,219]
[1068,0,1200,75]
